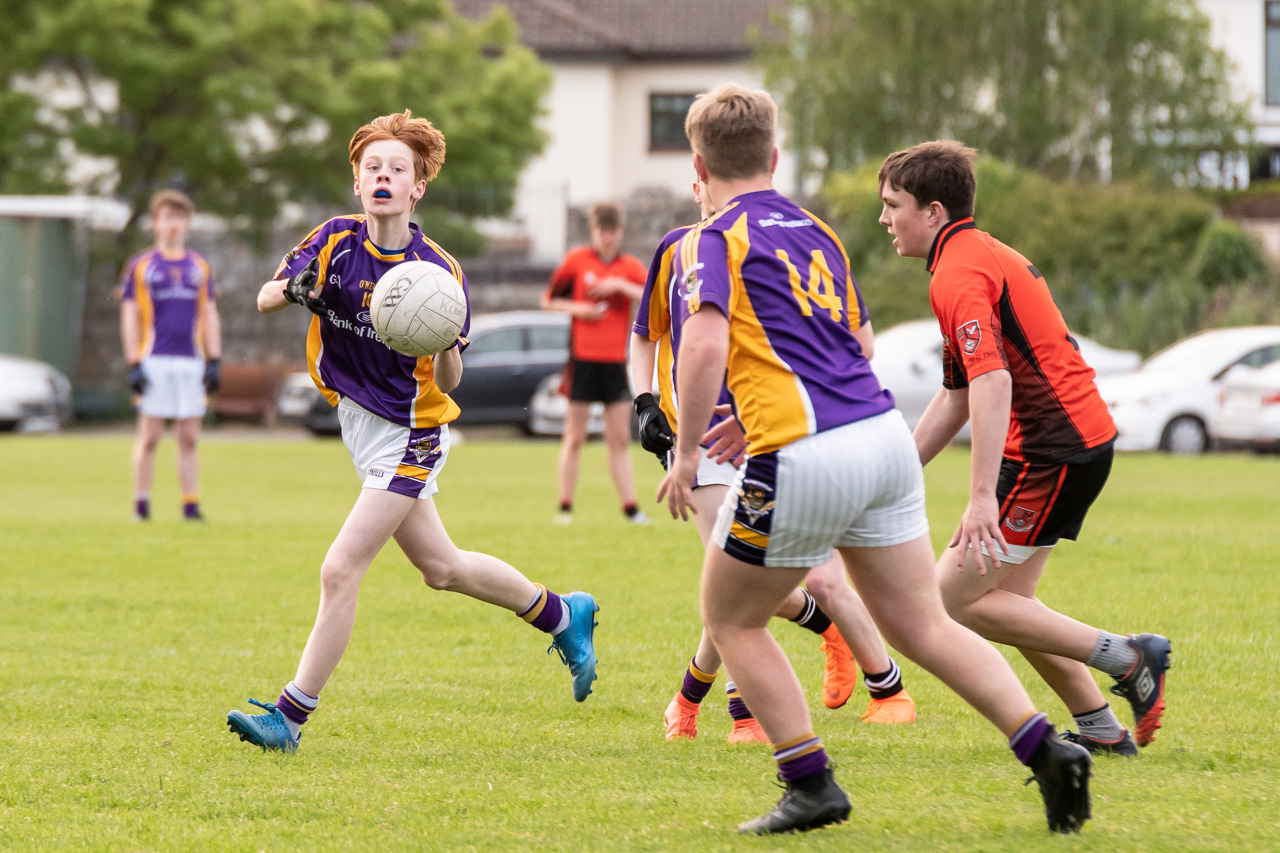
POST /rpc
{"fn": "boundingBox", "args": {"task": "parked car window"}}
[529,325,569,353]
[466,327,525,357]
[1234,344,1280,370]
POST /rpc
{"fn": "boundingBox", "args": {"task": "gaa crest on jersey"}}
[957,320,982,354]
[681,263,704,303]
[739,479,777,524]
[1005,505,1038,533]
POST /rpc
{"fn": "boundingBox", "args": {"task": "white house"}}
[454,0,791,263]
[1198,0,1280,171]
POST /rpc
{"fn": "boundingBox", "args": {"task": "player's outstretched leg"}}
[1105,633,1172,747]
[547,590,600,701]
[842,537,1092,833]
[664,632,719,740]
[227,698,301,753]
[1026,722,1093,833]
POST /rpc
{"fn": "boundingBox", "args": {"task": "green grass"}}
[1,432,1278,851]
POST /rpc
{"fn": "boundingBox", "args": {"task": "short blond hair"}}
[148,188,194,219]
[348,109,446,184]
[684,84,776,180]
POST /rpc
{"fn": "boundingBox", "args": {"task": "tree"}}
[2,0,549,241]
[758,0,1253,184]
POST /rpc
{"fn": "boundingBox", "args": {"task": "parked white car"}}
[1209,360,1280,452]
[871,320,1141,435]
[0,354,72,432]
[526,373,606,437]
[1095,326,1280,454]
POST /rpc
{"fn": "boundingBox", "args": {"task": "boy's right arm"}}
[258,279,289,314]
[120,299,141,362]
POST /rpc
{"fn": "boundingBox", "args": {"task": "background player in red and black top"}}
[542,202,648,525]
[878,140,1171,753]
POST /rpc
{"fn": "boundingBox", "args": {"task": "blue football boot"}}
[227,698,300,753]
[549,591,598,702]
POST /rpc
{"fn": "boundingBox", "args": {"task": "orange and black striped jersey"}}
[928,217,1115,463]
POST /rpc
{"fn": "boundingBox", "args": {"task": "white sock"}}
[1086,631,1139,677]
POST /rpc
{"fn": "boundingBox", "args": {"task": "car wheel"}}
[1160,415,1207,455]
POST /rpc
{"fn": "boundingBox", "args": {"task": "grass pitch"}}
[1,431,1278,851]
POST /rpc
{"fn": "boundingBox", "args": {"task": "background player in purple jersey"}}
[225,111,599,754]
[632,180,915,744]
[117,189,221,522]
[656,84,1092,835]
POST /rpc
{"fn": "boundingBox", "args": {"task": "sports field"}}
[1,433,1277,851]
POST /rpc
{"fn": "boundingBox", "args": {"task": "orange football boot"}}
[727,717,769,744]
[663,693,699,741]
[861,690,916,724]
[819,625,858,710]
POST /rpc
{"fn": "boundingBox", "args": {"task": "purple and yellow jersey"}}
[275,215,472,429]
[633,224,734,444]
[676,189,891,456]
[117,249,216,359]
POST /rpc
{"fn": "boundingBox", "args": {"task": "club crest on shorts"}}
[739,479,777,524]
[408,437,440,465]
[1005,505,1038,532]
[957,320,982,354]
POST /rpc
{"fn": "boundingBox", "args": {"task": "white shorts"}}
[337,397,450,499]
[138,355,206,419]
[666,449,739,489]
[712,409,930,568]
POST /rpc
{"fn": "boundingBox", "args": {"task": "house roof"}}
[452,0,781,61]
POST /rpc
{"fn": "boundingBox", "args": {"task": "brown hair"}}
[878,140,978,220]
[684,83,776,180]
[590,202,624,232]
[148,188,194,219]
[348,109,446,184]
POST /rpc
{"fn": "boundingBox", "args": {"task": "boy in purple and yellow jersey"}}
[656,85,1093,835]
[225,110,599,754]
[117,189,221,521]
[631,182,915,744]
[877,141,1170,753]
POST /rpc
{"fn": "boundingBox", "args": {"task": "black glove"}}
[634,392,675,462]
[128,362,148,395]
[203,358,221,393]
[283,257,325,316]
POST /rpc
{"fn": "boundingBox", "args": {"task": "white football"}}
[370,261,467,357]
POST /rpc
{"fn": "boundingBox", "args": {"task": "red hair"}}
[348,110,446,184]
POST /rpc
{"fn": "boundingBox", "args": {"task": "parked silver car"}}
[0,354,72,432]
[872,320,1141,435]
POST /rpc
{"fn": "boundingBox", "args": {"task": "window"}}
[1236,344,1280,370]
[529,324,568,353]
[649,93,698,152]
[465,327,524,357]
[1268,2,1280,106]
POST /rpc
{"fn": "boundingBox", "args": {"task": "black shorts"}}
[566,360,630,403]
[996,445,1113,548]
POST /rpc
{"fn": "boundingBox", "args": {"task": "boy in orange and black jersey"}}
[878,140,1171,754]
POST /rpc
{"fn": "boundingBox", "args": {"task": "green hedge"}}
[823,159,1273,354]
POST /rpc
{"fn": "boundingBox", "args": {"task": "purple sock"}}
[183,501,200,519]
[1009,712,1051,766]
[726,681,753,720]
[277,681,318,728]
[774,734,829,783]
[679,658,717,703]
[519,585,568,634]
[135,498,150,520]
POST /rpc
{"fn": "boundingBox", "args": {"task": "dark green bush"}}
[1191,220,1267,289]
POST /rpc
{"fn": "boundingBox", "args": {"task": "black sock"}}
[790,589,832,635]
[623,503,639,518]
[865,659,904,699]
[559,501,572,513]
